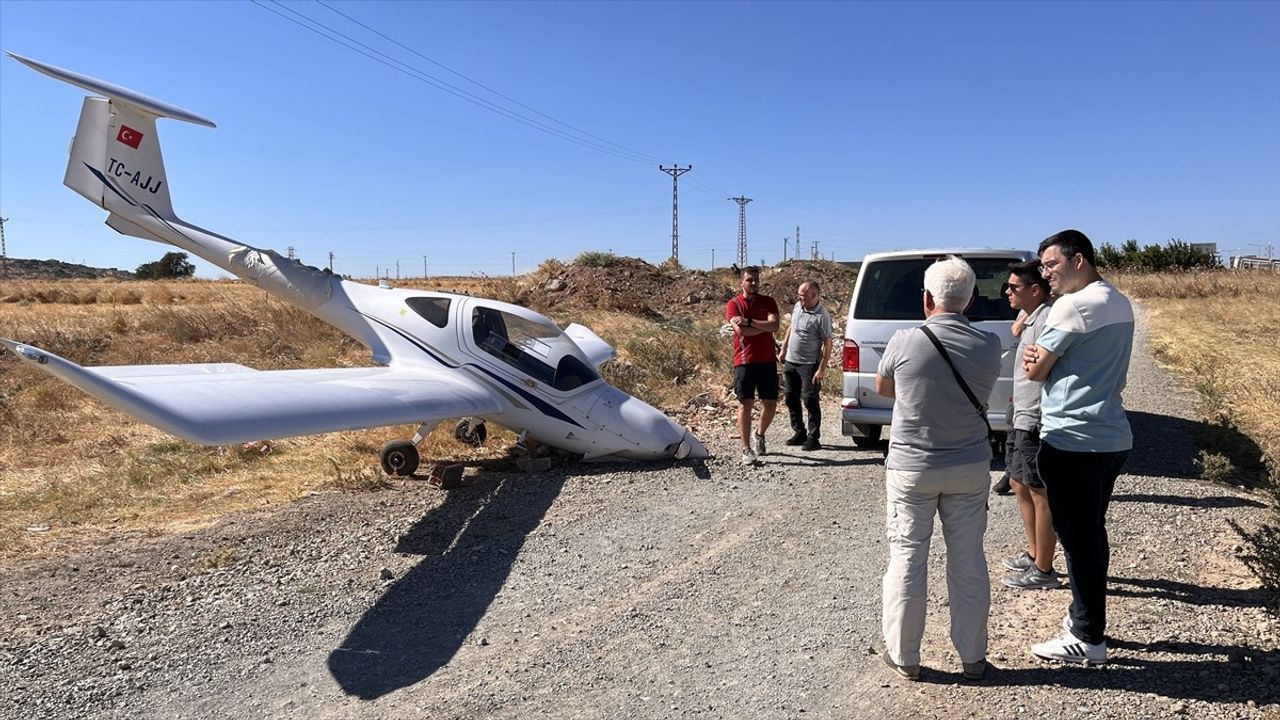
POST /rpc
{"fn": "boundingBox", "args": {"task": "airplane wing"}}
[2,339,503,446]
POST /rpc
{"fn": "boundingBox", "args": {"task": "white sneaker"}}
[1031,628,1107,666]
[753,432,767,456]
[741,448,757,466]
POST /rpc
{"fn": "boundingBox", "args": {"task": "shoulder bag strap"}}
[919,325,993,435]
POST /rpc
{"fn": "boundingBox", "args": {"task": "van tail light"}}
[842,339,860,372]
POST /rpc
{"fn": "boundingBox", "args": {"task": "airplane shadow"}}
[326,455,710,700]
[327,466,566,699]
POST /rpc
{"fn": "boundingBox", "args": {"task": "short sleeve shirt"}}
[1036,280,1134,453]
[877,313,1002,471]
[726,293,780,366]
[783,301,833,365]
[1010,301,1051,431]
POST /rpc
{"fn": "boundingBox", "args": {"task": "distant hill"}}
[2,258,136,280]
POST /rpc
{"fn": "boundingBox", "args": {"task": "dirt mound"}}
[523,256,860,322]
[2,257,135,280]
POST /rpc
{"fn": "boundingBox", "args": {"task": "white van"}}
[840,248,1034,448]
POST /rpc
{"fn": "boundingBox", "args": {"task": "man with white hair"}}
[875,255,1002,682]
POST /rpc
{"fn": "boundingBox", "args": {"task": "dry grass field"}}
[1111,270,1280,483]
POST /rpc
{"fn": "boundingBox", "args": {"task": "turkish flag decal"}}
[116,125,143,149]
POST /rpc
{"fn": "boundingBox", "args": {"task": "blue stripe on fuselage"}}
[360,313,584,429]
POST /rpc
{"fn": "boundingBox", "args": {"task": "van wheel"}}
[852,424,882,448]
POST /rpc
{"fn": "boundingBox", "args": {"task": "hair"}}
[800,280,820,294]
[924,255,975,312]
[1008,258,1051,294]
[741,265,761,278]
[1038,229,1096,267]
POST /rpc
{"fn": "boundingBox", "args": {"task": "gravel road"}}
[2,305,1277,720]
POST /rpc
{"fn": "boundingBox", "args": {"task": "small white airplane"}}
[3,53,707,474]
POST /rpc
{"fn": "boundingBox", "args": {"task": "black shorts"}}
[733,363,779,401]
[1005,427,1043,488]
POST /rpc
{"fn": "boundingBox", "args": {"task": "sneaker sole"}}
[1003,581,1063,590]
[1030,650,1107,667]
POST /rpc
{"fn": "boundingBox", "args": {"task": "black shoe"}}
[801,437,820,451]
[785,431,807,446]
[992,474,1012,495]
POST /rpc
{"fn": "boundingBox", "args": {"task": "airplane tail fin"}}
[7,52,214,232]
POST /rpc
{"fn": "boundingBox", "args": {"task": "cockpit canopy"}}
[470,306,601,392]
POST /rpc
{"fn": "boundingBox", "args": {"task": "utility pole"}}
[395,260,400,280]
[659,164,692,264]
[511,252,516,275]
[328,251,334,272]
[711,248,715,269]
[286,246,296,260]
[423,255,427,279]
[0,216,8,280]
[783,237,788,262]
[810,239,819,261]
[795,226,800,259]
[730,196,752,267]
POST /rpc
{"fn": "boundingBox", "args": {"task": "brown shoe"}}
[882,650,920,681]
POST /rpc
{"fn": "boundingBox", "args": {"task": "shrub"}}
[136,252,196,280]
[1096,238,1217,271]
[575,251,620,268]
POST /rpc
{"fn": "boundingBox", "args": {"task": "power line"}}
[251,0,659,165]
[314,0,662,165]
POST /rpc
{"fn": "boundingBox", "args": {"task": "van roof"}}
[861,248,1034,263]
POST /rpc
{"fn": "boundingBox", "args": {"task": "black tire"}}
[379,440,419,477]
[453,419,488,447]
[852,424,882,448]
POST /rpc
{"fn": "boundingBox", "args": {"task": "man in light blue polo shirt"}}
[1021,229,1134,667]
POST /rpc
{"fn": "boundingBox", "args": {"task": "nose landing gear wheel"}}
[379,440,420,476]
[454,418,487,447]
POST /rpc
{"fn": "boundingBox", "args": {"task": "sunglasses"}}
[1000,282,1031,294]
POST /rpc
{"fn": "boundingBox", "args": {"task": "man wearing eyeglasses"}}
[1021,229,1134,667]
[999,260,1060,591]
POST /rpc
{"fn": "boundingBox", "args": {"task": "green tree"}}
[135,251,196,279]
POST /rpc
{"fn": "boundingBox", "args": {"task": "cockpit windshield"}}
[471,307,600,392]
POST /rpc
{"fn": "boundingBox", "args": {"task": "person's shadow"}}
[326,456,705,699]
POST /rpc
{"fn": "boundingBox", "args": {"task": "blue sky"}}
[1,0,1277,279]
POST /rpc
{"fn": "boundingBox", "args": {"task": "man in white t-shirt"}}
[1021,229,1134,667]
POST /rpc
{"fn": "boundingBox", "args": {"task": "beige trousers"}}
[882,460,990,666]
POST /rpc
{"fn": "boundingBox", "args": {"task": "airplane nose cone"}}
[675,429,708,459]
[585,387,706,461]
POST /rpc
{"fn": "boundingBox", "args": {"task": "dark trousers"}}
[1038,441,1129,645]
[783,361,821,439]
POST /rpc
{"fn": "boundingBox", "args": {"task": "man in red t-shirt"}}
[726,266,781,465]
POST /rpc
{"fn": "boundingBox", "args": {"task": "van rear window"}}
[853,258,1021,322]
